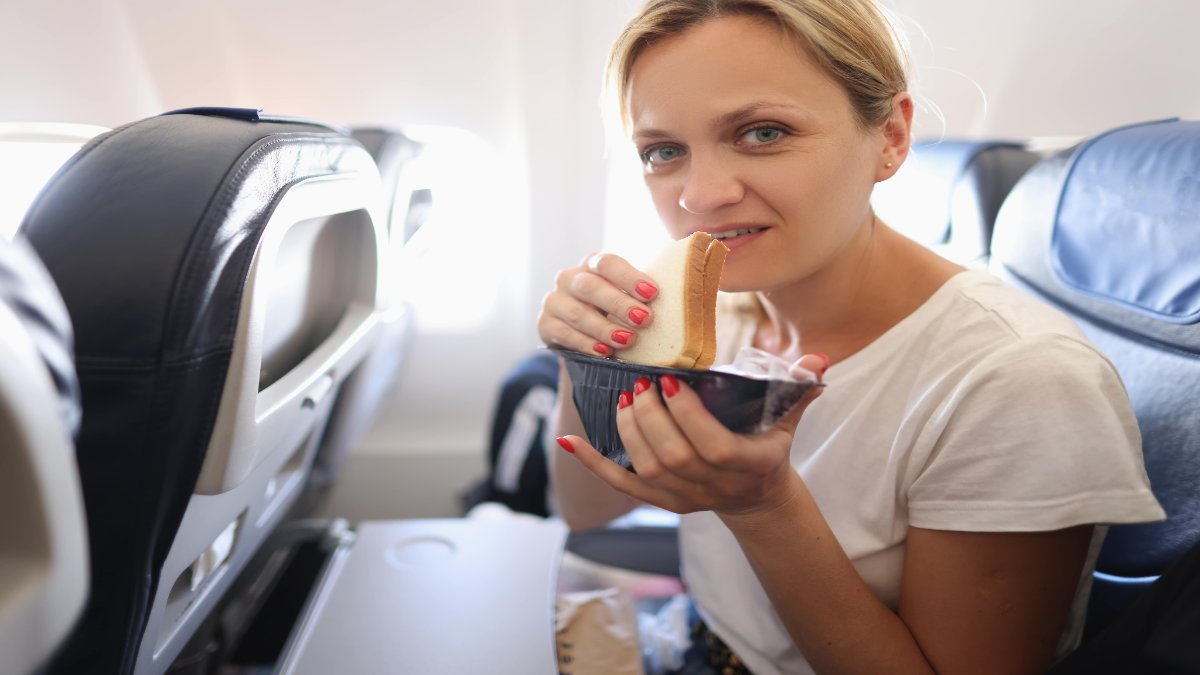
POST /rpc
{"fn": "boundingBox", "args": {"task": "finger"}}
[654,374,776,472]
[617,389,711,491]
[543,292,638,354]
[559,434,680,509]
[629,377,724,481]
[790,353,828,383]
[566,269,655,331]
[587,252,660,303]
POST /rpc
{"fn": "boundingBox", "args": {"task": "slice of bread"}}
[617,232,728,369]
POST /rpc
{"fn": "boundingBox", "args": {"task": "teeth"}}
[710,227,763,240]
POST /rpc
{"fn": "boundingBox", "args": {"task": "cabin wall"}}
[2,0,1198,518]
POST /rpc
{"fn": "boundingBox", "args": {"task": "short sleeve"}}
[907,334,1166,532]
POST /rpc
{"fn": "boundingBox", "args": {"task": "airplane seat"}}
[872,139,1040,264]
[303,128,422,494]
[19,107,388,675]
[989,119,1200,639]
[0,236,88,675]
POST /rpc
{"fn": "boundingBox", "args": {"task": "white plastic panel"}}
[133,170,388,675]
[0,302,88,675]
[198,175,385,496]
[279,519,567,675]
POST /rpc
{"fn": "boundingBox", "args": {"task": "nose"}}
[678,150,744,214]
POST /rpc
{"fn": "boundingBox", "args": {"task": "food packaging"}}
[559,347,821,470]
[556,588,644,675]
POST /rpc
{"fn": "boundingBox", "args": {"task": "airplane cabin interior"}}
[1,1,1199,674]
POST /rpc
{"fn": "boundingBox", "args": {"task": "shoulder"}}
[922,271,1115,381]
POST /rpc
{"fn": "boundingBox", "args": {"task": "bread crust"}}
[694,238,728,369]
[672,232,711,368]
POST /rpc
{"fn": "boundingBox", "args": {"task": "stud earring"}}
[886,162,893,168]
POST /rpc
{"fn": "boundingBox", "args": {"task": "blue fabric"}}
[161,106,262,121]
[1051,119,1200,324]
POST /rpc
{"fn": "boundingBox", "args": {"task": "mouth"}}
[705,226,769,251]
[709,226,766,241]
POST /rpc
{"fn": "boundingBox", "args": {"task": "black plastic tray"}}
[558,349,821,470]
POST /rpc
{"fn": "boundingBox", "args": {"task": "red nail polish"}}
[813,353,830,374]
[661,374,679,398]
[612,330,633,345]
[594,343,610,355]
[618,391,633,409]
[628,307,649,325]
[634,377,651,395]
[635,282,657,299]
[556,437,574,453]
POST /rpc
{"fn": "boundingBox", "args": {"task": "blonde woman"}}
[536,1,1165,673]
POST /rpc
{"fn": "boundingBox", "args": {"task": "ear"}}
[875,92,913,182]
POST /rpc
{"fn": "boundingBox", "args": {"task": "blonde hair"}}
[606,0,909,131]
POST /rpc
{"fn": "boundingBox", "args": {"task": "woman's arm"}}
[562,374,1093,674]
[722,471,1093,675]
[550,361,641,531]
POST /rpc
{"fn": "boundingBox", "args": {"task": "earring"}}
[886,162,893,168]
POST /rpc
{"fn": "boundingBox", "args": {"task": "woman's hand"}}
[537,252,659,357]
[559,354,826,517]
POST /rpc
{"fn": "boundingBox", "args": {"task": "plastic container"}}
[558,349,821,471]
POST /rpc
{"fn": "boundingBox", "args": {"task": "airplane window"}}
[0,123,109,241]
[393,125,529,334]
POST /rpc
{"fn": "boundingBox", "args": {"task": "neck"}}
[754,213,963,365]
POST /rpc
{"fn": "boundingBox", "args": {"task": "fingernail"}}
[634,377,651,395]
[611,330,633,345]
[628,307,649,325]
[618,391,633,409]
[556,437,574,453]
[635,282,657,299]
[813,353,830,374]
[661,374,679,398]
[594,343,611,355]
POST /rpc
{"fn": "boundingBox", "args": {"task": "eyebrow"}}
[632,101,807,141]
[711,102,806,129]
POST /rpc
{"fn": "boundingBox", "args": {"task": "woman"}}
[537,2,1165,674]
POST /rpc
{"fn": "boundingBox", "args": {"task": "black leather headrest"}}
[20,111,376,675]
[0,235,80,438]
[991,120,1200,577]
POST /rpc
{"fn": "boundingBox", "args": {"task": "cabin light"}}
[0,123,109,241]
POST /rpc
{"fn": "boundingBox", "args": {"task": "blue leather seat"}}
[872,139,1039,263]
[989,119,1200,638]
[20,108,387,675]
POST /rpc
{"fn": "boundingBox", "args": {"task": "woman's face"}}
[628,15,892,292]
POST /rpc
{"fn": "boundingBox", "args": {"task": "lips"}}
[709,226,766,241]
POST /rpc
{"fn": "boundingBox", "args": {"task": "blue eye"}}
[644,145,685,163]
[742,127,783,144]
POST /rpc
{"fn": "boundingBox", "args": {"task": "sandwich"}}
[616,232,728,369]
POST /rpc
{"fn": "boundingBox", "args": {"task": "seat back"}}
[989,119,1200,636]
[21,108,387,675]
[0,236,88,675]
[306,128,424,489]
[872,139,1039,263]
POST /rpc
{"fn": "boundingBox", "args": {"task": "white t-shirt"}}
[681,270,1166,675]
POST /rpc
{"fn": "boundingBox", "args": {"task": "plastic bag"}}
[637,594,692,675]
